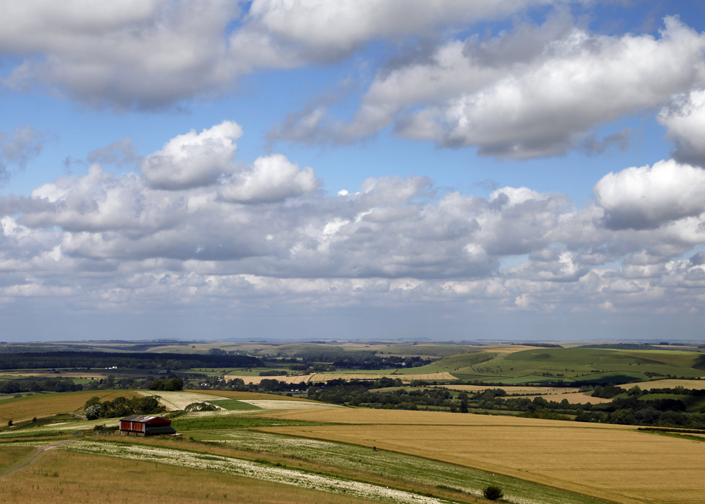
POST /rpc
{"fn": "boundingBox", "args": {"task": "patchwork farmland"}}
[1,341,705,503]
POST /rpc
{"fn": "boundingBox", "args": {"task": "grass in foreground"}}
[0,446,34,472]
[0,448,382,504]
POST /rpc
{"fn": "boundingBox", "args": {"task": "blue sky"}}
[2,0,705,342]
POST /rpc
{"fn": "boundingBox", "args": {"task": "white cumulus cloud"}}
[141,121,243,190]
[272,16,705,159]
[594,159,705,230]
[219,154,320,203]
[659,88,705,167]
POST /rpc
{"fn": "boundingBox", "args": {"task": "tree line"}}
[84,395,165,420]
[0,351,262,370]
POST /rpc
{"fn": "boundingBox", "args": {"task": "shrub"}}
[184,402,218,412]
[85,404,103,420]
[483,485,503,501]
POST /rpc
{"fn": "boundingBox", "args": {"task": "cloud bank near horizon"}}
[2,120,705,329]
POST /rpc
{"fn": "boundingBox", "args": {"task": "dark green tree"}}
[483,485,503,500]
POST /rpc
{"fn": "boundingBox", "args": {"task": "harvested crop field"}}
[224,372,457,385]
[238,400,342,410]
[255,408,629,427]
[0,391,139,424]
[224,375,314,385]
[308,372,457,383]
[622,379,705,390]
[195,390,310,401]
[435,385,581,395]
[434,386,612,405]
[139,391,230,410]
[258,409,705,504]
[0,372,107,380]
[517,392,612,404]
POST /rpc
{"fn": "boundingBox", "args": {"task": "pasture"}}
[258,408,705,504]
[432,348,705,384]
[0,446,34,472]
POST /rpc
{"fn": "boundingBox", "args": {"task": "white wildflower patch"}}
[62,441,451,504]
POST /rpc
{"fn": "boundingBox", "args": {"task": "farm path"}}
[0,440,75,480]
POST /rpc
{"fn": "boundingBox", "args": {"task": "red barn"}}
[119,415,175,436]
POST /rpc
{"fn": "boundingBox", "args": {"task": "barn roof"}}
[120,414,167,423]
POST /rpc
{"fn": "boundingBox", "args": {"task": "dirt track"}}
[0,440,74,479]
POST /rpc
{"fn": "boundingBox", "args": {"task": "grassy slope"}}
[0,448,380,504]
[446,348,705,384]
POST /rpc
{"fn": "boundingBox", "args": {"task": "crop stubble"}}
[0,391,139,424]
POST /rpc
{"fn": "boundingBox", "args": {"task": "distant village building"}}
[119,415,175,436]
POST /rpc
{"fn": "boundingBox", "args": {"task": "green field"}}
[430,348,705,384]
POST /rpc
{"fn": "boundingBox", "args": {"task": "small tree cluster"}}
[148,378,184,391]
[84,395,165,419]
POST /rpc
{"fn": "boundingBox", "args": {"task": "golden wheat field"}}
[621,379,705,390]
[0,449,380,504]
[308,372,457,382]
[0,372,108,379]
[433,385,612,404]
[194,389,310,401]
[224,372,458,384]
[519,392,613,404]
[259,408,705,504]
[0,391,139,424]
[435,384,582,394]
[223,374,315,385]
